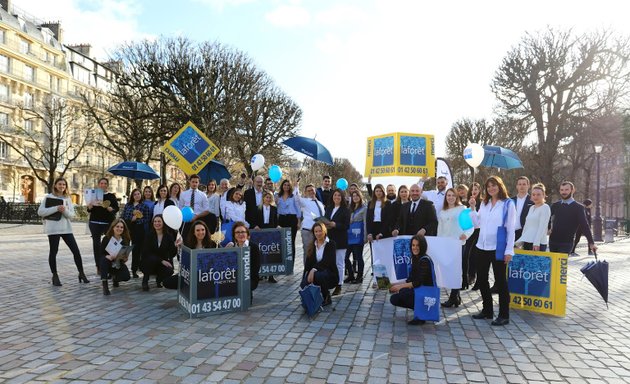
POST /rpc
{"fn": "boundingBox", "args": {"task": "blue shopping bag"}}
[299,284,323,318]
[413,256,440,322]
[220,221,234,247]
[495,200,512,261]
[347,221,364,245]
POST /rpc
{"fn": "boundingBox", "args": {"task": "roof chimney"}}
[40,22,63,44]
[0,0,11,13]
[68,44,91,57]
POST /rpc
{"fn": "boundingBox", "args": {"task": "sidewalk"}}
[0,223,629,383]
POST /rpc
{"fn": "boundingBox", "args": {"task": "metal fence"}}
[0,203,89,223]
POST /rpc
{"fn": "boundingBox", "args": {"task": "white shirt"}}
[516,204,551,246]
[254,188,263,207]
[471,199,517,256]
[422,189,446,214]
[263,205,271,224]
[179,189,210,216]
[514,195,528,230]
[315,237,330,262]
[438,205,474,245]
[373,200,382,222]
[219,191,229,219]
[207,193,221,217]
[225,201,248,227]
[153,199,167,216]
[295,188,325,230]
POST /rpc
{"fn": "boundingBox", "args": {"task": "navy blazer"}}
[511,194,533,229]
[143,231,177,263]
[253,205,278,229]
[366,200,392,237]
[324,205,350,249]
[243,188,260,225]
[395,199,438,236]
[304,239,339,283]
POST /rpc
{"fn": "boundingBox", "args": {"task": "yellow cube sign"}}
[365,132,435,177]
[162,121,220,175]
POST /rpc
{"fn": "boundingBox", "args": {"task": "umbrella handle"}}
[592,250,598,261]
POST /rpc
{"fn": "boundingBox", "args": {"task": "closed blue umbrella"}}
[283,136,334,165]
[580,252,609,308]
[107,161,160,180]
[481,145,524,170]
[299,284,324,318]
[197,160,231,184]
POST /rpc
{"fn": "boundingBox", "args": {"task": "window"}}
[19,39,30,54]
[23,92,33,108]
[0,142,7,159]
[24,65,34,82]
[0,84,9,102]
[0,29,5,44]
[24,119,33,133]
[0,112,8,128]
[50,75,57,91]
[0,55,8,73]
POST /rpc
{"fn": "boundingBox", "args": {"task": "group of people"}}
[38,171,597,325]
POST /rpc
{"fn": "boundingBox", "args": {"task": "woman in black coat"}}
[324,189,350,296]
[141,214,178,291]
[228,221,261,302]
[301,222,339,306]
[253,191,279,229]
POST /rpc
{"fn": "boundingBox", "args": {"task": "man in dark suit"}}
[244,176,264,226]
[316,175,333,207]
[512,176,534,241]
[391,184,438,237]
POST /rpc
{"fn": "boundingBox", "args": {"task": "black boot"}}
[142,275,150,291]
[441,291,462,308]
[102,280,110,295]
[52,273,62,286]
[78,272,90,283]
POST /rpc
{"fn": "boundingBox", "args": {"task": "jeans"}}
[89,222,110,268]
[48,233,84,275]
[476,247,510,318]
[345,244,365,280]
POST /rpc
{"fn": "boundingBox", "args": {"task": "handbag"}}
[495,199,512,261]
[347,221,364,245]
[413,256,440,322]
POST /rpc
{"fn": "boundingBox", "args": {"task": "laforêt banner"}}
[372,235,461,289]
[178,246,251,318]
[509,249,567,317]
[365,132,435,177]
[249,228,294,276]
[161,120,220,175]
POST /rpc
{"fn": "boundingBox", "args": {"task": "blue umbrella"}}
[283,136,334,165]
[481,145,524,169]
[299,284,323,318]
[107,161,160,180]
[580,252,609,308]
[197,160,231,184]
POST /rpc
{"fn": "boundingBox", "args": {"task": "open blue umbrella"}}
[481,145,524,170]
[197,160,231,184]
[299,284,323,318]
[283,136,333,165]
[107,161,160,180]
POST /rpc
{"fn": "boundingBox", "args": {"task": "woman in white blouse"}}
[469,176,516,327]
[516,183,550,251]
[224,187,248,227]
[206,179,221,218]
[438,188,473,308]
[153,184,175,216]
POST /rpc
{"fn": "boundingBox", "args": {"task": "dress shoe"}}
[352,277,363,284]
[156,281,163,288]
[408,318,426,325]
[268,276,277,283]
[343,276,354,284]
[491,317,509,326]
[471,282,480,291]
[112,277,119,288]
[52,273,62,286]
[467,274,476,287]
[78,272,90,283]
[132,271,140,279]
[322,295,332,307]
[472,312,493,320]
[102,280,110,295]
[332,285,341,296]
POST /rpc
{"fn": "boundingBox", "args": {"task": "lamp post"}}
[593,144,603,242]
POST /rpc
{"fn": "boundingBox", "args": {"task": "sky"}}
[16,0,630,186]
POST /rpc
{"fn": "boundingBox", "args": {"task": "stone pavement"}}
[0,222,629,384]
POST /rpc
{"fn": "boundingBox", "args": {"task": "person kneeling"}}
[100,219,132,295]
[389,234,433,325]
[141,214,178,291]
[301,222,339,307]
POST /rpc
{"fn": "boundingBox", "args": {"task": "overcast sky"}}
[17,0,630,186]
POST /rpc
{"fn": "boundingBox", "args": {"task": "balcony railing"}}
[0,35,66,71]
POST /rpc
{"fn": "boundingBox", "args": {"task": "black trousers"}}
[345,244,364,280]
[48,233,84,275]
[476,247,510,318]
[464,228,480,281]
[129,223,145,273]
[390,287,414,310]
[278,214,298,268]
[89,222,110,268]
[523,242,547,251]
[301,269,336,299]
[100,258,131,282]
[549,242,573,254]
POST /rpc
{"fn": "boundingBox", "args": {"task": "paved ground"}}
[0,222,629,384]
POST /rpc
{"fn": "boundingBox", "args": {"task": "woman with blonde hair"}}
[516,183,551,251]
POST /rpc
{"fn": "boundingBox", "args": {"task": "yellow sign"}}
[162,121,220,175]
[365,132,435,177]
[508,249,567,317]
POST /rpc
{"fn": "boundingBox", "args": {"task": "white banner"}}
[435,158,454,188]
[372,235,462,289]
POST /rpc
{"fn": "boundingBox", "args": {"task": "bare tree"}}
[492,28,630,191]
[297,158,364,192]
[0,96,92,193]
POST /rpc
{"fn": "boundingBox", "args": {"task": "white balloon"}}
[251,154,265,171]
[463,143,485,168]
[163,205,183,230]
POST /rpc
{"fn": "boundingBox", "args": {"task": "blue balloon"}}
[181,206,195,223]
[336,178,348,191]
[458,208,474,231]
[269,165,282,183]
